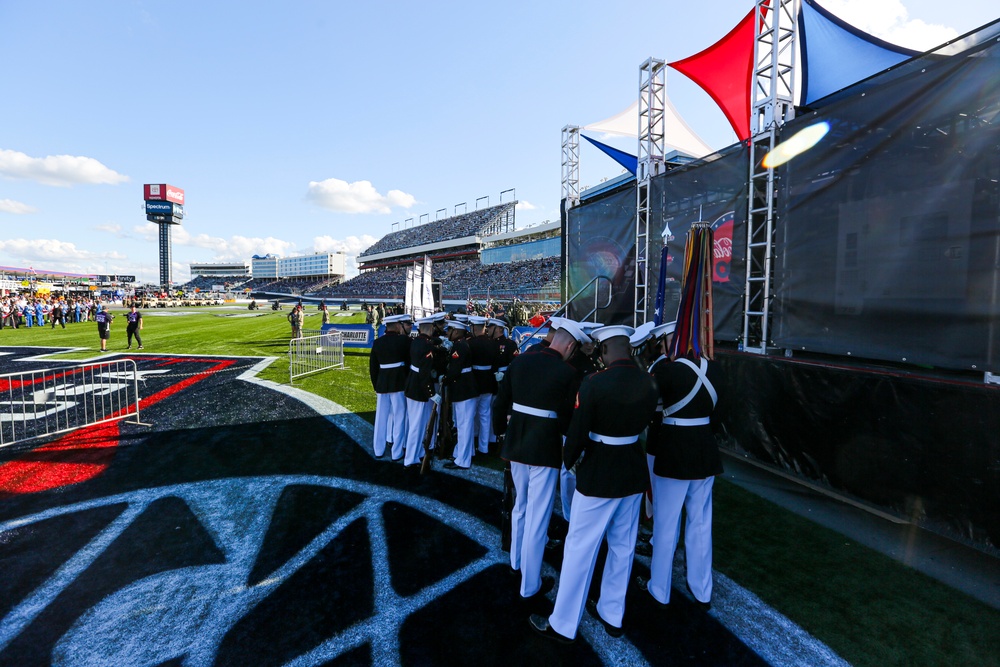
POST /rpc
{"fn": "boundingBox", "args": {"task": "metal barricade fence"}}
[289,331,345,383]
[0,358,143,449]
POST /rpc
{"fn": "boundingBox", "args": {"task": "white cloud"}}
[0,148,129,188]
[306,178,416,214]
[515,200,537,211]
[95,223,128,238]
[0,239,124,268]
[313,233,379,277]
[818,0,958,50]
[0,198,37,214]
[133,223,297,261]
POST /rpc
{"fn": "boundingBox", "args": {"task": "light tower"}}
[143,184,186,291]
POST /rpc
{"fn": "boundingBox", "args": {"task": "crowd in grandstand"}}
[308,257,559,301]
[181,275,250,292]
[359,203,515,258]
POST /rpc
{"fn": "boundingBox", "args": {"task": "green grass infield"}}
[4,304,998,666]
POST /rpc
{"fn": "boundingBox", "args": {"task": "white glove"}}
[440,338,454,351]
[495,371,505,383]
[430,394,442,407]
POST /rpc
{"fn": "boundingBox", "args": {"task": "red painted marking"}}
[0,358,236,496]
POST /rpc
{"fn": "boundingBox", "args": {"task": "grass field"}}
[4,304,999,667]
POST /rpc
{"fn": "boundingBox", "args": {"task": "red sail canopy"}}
[669,4,767,142]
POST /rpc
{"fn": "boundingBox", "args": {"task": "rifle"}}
[500,461,515,551]
[419,399,439,475]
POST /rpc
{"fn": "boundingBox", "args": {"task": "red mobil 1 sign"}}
[144,184,185,205]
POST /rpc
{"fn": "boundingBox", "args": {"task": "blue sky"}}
[0,0,996,282]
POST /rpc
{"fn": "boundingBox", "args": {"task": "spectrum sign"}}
[144,184,185,205]
[145,201,185,218]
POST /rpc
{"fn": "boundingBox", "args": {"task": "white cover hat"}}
[649,321,677,339]
[549,317,591,344]
[383,314,409,324]
[488,318,507,328]
[468,315,488,326]
[445,320,469,331]
[590,324,635,343]
[630,321,656,347]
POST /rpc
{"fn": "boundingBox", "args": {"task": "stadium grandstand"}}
[308,200,561,305]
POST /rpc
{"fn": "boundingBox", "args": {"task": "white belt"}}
[588,432,639,445]
[497,366,509,372]
[472,365,493,371]
[662,416,710,426]
[380,362,405,369]
[512,403,557,419]
[410,364,420,373]
[460,367,473,373]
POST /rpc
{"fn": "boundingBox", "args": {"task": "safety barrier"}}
[0,358,143,448]
[289,331,345,383]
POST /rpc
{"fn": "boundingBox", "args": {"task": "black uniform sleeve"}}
[369,346,380,389]
[563,380,593,469]
[492,369,513,436]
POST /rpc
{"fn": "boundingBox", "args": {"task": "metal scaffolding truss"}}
[561,125,581,210]
[743,0,797,353]
[635,58,667,326]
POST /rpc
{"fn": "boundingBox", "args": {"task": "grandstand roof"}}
[359,202,516,260]
[481,220,560,245]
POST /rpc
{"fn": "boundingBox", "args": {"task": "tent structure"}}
[582,97,715,158]
[668,5,760,142]
[798,0,922,106]
[581,135,638,175]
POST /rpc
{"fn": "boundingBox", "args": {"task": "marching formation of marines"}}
[366,310,720,642]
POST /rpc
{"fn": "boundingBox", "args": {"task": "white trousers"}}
[475,393,493,453]
[509,462,558,598]
[404,398,433,466]
[450,398,477,468]
[549,492,642,638]
[648,475,714,605]
[373,391,406,458]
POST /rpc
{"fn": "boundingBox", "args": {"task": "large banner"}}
[321,324,374,348]
[773,32,1000,372]
[564,185,636,324]
[648,144,748,340]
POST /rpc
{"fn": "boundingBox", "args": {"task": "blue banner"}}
[512,326,550,351]
[321,323,374,348]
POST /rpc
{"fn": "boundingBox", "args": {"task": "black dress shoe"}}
[443,461,469,470]
[521,575,555,602]
[586,599,623,638]
[507,564,520,578]
[634,576,670,609]
[686,582,712,610]
[528,615,574,644]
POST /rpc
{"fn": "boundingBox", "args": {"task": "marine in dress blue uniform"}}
[642,343,721,610]
[369,314,411,459]
[531,325,658,642]
[402,314,445,467]
[493,319,587,601]
[468,316,499,455]
[442,320,478,469]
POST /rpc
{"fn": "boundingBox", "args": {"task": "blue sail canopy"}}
[581,134,638,176]
[799,0,922,106]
